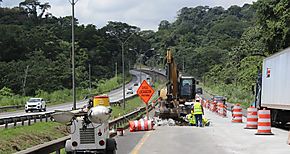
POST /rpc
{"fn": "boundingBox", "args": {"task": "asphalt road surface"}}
[0,70,149,119]
[121,108,289,154]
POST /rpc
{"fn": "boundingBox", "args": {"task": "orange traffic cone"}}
[244,106,258,129]
[255,109,273,135]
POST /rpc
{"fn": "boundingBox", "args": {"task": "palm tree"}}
[38,2,51,18]
[19,0,40,19]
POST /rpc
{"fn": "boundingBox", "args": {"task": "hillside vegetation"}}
[1,0,290,105]
[146,1,290,105]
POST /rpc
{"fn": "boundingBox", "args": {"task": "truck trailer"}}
[256,48,290,127]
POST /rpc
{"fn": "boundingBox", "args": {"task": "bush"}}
[0,87,14,97]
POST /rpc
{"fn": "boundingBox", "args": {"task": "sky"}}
[1,0,256,31]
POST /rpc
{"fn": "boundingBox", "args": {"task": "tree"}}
[19,0,51,20]
[254,0,290,53]
[38,2,51,18]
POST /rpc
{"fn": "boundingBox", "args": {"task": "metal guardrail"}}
[0,112,54,128]
[16,101,157,154]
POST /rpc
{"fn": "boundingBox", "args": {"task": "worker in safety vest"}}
[186,113,196,126]
[193,98,204,127]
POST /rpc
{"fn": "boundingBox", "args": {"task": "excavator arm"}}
[166,49,178,100]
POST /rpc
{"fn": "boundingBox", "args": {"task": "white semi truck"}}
[255,48,290,127]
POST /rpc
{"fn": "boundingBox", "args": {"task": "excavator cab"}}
[179,77,196,100]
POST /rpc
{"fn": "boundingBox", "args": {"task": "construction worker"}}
[193,98,204,127]
[186,112,196,126]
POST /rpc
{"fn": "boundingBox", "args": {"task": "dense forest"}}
[1,0,290,104]
[0,0,152,96]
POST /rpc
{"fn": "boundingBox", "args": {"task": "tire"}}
[106,138,117,154]
[43,106,46,112]
[25,110,28,113]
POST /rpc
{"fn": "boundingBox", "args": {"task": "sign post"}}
[137,80,155,120]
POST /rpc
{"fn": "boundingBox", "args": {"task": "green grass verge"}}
[111,96,144,119]
[0,122,68,154]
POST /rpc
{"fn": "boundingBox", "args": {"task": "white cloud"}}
[2,0,256,31]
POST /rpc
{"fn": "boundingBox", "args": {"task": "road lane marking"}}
[130,131,152,154]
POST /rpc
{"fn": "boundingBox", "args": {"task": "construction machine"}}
[158,49,196,119]
[52,95,117,154]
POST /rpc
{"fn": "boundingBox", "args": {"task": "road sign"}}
[137,80,155,104]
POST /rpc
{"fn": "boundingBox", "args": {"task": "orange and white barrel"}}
[213,102,217,113]
[129,119,154,132]
[255,109,273,135]
[210,101,214,112]
[222,104,227,118]
[206,100,210,109]
[202,99,206,108]
[217,102,221,115]
[232,104,243,123]
[244,106,258,129]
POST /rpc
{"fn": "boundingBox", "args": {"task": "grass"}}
[202,83,254,108]
[0,122,68,154]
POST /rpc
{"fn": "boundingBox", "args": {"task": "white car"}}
[126,87,134,94]
[25,98,46,112]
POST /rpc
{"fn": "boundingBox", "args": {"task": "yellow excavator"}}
[158,49,196,119]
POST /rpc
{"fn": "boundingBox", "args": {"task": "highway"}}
[3,68,289,154]
[0,70,150,119]
[114,105,289,154]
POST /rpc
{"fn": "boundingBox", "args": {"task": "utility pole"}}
[22,65,29,96]
[69,0,78,110]
[128,60,130,71]
[139,55,142,84]
[115,62,117,78]
[108,32,136,110]
[122,43,125,110]
[182,57,185,73]
[89,63,91,94]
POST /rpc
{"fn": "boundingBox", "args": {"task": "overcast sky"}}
[2,0,256,31]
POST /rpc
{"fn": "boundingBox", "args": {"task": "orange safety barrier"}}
[244,106,258,129]
[255,109,273,135]
[217,102,224,116]
[202,99,206,108]
[232,104,243,123]
[206,100,210,109]
[211,101,217,112]
[129,119,154,132]
[222,104,227,118]
[210,101,214,111]
[216,102,221,115]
